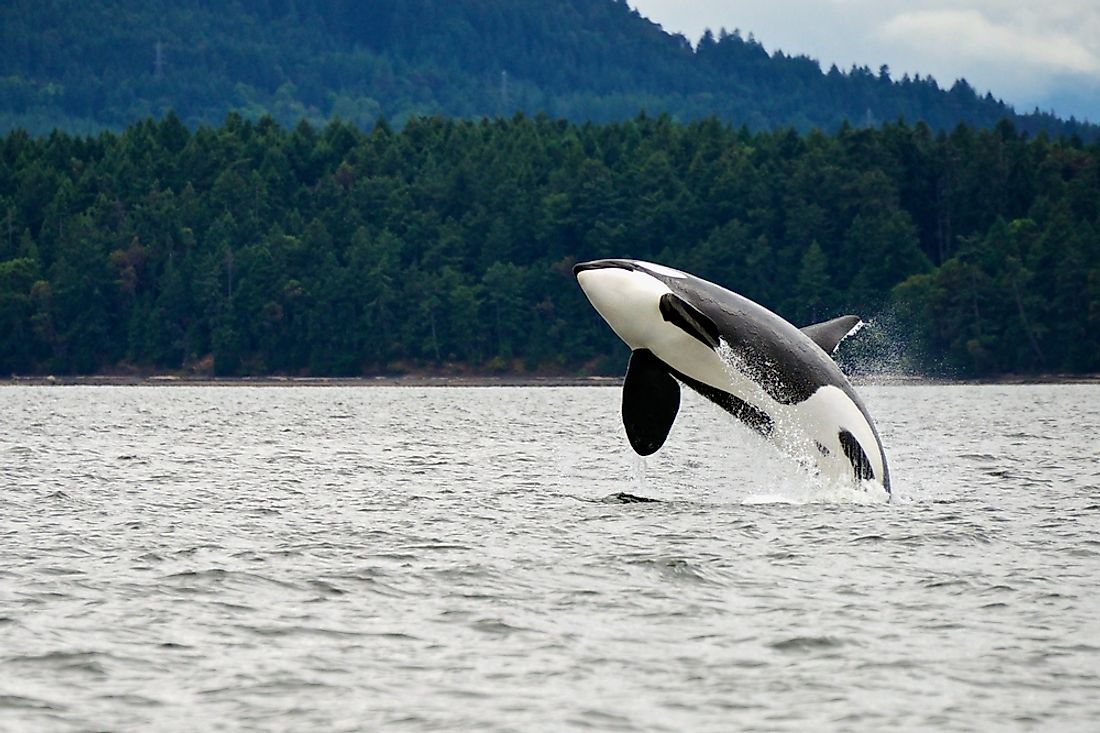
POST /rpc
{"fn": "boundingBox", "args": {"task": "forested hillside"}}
[2,114,1097,377]
[1,0,1094,138]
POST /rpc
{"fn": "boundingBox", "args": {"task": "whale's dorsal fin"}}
[622,349,681,456]
[801,315,863,355]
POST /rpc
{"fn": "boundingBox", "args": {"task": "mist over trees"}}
[2,113,1098,377]
[1,0,1095,140]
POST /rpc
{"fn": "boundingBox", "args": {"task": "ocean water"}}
[1,384,1099,732]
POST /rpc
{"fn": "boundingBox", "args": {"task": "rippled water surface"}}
[2,384,1099,732]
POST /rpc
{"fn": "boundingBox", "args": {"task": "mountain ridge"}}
[1,0,1095,138]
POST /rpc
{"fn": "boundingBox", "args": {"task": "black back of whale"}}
[577,259,890,490]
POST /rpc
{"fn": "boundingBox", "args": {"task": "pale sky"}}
[628,0,1100,122]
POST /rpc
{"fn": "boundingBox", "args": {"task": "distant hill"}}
[2,0,1096,138]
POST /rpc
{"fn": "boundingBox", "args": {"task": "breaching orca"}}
[574,259,890,492]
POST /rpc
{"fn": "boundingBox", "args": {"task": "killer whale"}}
[574,259,890,492]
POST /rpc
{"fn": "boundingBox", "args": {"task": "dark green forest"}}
[1,0,1095,140]
[2,113,1098,377]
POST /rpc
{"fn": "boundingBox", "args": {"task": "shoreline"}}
[2,373,1099,387]
[0,374,620,387]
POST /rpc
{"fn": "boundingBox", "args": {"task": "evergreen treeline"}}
[1,113,1098,377]
[1,0,1095,140]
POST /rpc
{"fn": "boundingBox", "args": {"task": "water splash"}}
[742,475,890,506]
[834,304,934,383]
[711,338,890,505]
[633,453,647,494]
[598,455,656,503]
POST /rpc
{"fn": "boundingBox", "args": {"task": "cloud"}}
[878,9,1100,76]
[626,0,1100,120]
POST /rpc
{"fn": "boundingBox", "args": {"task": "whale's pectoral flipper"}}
[801,315,863,354]
[622,349,681,456]
[659,293,720,348]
